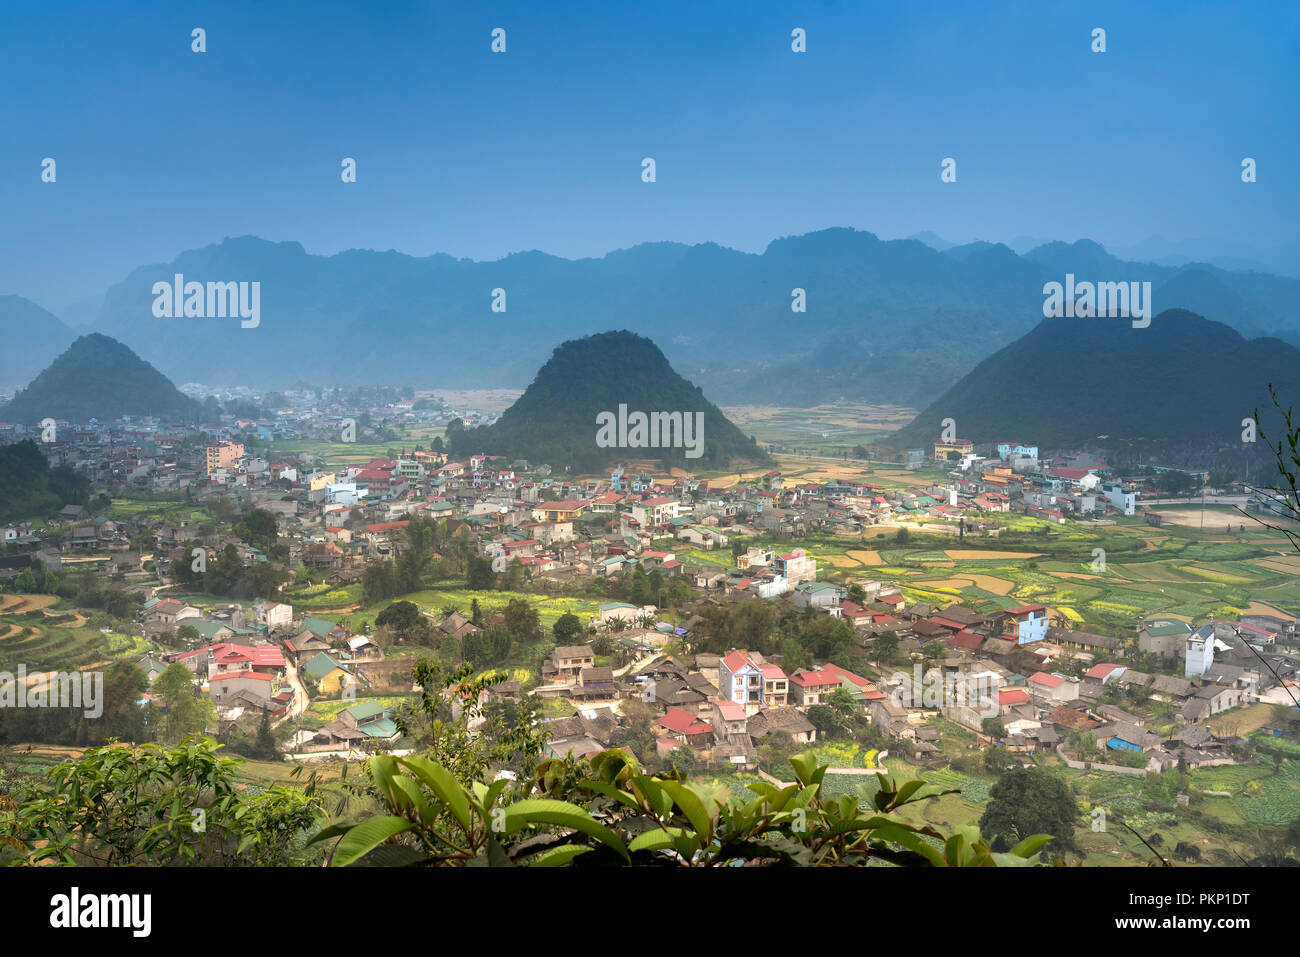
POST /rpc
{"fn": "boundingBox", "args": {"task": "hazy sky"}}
[2,0,1296,312]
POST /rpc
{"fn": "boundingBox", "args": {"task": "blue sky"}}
[2,0,1297,312]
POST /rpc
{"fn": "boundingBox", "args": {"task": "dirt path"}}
[274,656,310,727]
[944,550,1041,560]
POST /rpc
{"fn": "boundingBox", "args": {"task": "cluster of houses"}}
[5,411,1299,780]
[135,595,382,741]
[864,597,1297,769]
[520,582,1299,774]
[534,648,870,769]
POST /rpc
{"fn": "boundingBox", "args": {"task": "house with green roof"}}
[300,652,358,695]
[344,699,390,724]
[1138,618,1193,659]
[300,616,340,640]
[599,601,641,628]
[188,619,235,643]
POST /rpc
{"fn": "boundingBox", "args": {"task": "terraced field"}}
[0,595,150,672]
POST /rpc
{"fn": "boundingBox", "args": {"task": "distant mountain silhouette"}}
[889,309,1300,450]
[448,330,771,473]
[35,228,1300,406]
[0,295,75,391]
[1,333,201,424]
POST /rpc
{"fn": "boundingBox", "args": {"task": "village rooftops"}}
[714,699,747,722]
[1027,671,1065,688]
[659,708,712,736]
[211,643,285,669]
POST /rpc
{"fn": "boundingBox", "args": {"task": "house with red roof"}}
[998,688,1032,707]
[658,707,714,747]
[759,663,790,707]
[838,599,872,626]
[713,699,748,738]
[1027,670,1079,704]
[718,651,765,711]
[208,642,287,678]
[209,669,279,707]
[1084,662,1127,684]
[789,668,841,707]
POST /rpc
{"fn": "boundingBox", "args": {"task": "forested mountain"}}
[448,331,771,472]
[889,310,1300,451]
[1,333,201,424]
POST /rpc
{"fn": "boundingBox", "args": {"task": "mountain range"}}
[6,229,1300,411]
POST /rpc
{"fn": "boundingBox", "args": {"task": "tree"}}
[235,508,279,551]
[4,737,322,865]
[152,664,216,744]
[981,716,1006,739]
[375,600,431,644]
[614,700,660,764]
[874,630,900,667]
[502,598,541,644]
[466,555,496,591]
[395,659,547,784]
[807,705,840,739]
[175,623,201,646]
[827,687,859,723]
[665,744,696,774]
[362,560,401,605]
[978,765,1080,856]
[553,612,583,644]
[254,708,278,761]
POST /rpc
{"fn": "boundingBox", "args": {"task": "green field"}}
[718,516,1298,634]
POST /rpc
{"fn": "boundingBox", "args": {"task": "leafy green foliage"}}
[2,737,322,866]
[979,765,1081,855]
[375,600,431,644]
[553,612,583,643]
[316,747,1049,867]
[0,440,91,523]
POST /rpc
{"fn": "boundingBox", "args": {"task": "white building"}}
[1185,626,1215,678]
[253,599,293,632]
[1102,482,1136,516]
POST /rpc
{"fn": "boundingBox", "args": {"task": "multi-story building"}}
[719,651,765,712]
[1003,604,1049,645]
[773,549,817,586]
[1185,625,1215,678]
[205,440,245,476]
[789,668,841,707]
[1102,482,1136,516]
[760,664,789,707]
[933,437,974,461]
